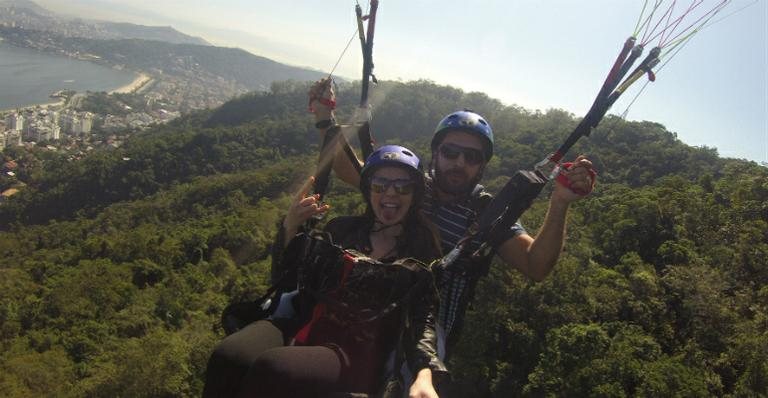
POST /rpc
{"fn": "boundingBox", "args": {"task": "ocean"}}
[0,41,136,110]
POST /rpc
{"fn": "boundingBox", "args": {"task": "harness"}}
[428,181,494,276]
[221,232,431,336]
[292,233,430,325]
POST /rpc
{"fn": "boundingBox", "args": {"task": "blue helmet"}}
[431,110,493,160]
[359,145,424,199]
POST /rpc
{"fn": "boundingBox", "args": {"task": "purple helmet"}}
[359,144,424,200]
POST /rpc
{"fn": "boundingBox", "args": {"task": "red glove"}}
[555,161,597,196]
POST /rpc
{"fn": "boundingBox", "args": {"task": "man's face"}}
[433,131,486,195]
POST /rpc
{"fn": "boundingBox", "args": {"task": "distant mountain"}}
[0,0,208,45]
[0,0,53,16]
[66,38,327,91]
[98,22,208,46]
[0,26,328,94]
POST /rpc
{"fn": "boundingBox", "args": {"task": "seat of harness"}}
[288,233,431,342]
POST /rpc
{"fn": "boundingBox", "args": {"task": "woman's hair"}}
[401,209,443,262]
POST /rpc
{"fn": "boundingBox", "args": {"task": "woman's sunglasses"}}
[438,143,485,165]
[370,176,415,195]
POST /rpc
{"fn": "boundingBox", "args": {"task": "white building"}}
[35,125,61,142]
[12,131,21,146]
[5,113,24,132]
[59,111,77,135]
[78,112,93,135]
[1,131,22,147]
[59,111,93,136]
[43,110,59,127]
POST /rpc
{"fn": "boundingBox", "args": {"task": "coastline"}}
[0,72,151,114]
[109,73,152,94]
[0,98,65,113]
[1,39,155,109]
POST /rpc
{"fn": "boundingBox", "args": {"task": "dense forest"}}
[1,80,766,397]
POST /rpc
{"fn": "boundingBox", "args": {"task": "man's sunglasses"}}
[370,176,416,195]
[438,143,485,165]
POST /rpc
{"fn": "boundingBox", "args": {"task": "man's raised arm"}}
[309,78,363,187]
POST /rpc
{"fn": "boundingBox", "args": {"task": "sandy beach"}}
[110,73,152,94]
[0,98,65,113]
[0,73,151,114]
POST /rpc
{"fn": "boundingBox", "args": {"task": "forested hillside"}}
[0,80,766,397]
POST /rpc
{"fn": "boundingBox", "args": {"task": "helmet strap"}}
[371,220,403,233]
[428,153,437,181]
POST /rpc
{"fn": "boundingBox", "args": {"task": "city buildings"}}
[58,109,93,136]
[5,112,24,132]
[1,108,94,144]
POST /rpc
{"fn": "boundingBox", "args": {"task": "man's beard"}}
[434,166,476,195]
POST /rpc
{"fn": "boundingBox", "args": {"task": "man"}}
[307,79,596,359]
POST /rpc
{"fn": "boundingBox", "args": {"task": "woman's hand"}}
[282,176,330,245]
[408,368,439,398]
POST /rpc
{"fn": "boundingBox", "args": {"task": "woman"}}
[203,145,446,398]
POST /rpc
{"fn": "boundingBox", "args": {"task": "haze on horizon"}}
[35,0,768,164]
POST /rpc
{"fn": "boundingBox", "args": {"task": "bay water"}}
[0,41,136,110]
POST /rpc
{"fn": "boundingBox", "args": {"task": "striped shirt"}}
[421,176,526,348]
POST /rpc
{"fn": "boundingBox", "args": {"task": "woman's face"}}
[369,166,415,226]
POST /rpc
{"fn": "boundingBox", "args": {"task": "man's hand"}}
[308,78,335,121]
[552,155,596,205]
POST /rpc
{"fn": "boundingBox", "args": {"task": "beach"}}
[109,73,152,94]
[0,98,65,113]
[0,73,150,114]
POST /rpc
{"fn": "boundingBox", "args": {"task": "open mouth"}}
[378,201,402,222]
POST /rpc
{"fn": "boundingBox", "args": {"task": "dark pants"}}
[203,320,371,398]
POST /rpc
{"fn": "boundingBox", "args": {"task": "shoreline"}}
[0,98,65,114]
[0,72,151,114]
[109,72,152,94]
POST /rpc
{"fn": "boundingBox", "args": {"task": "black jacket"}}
[271,216,447,378]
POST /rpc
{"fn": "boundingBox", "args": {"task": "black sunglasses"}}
[438,143,485,165]
[370,176,415,195]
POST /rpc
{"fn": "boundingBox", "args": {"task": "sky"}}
[39,0,768,164]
